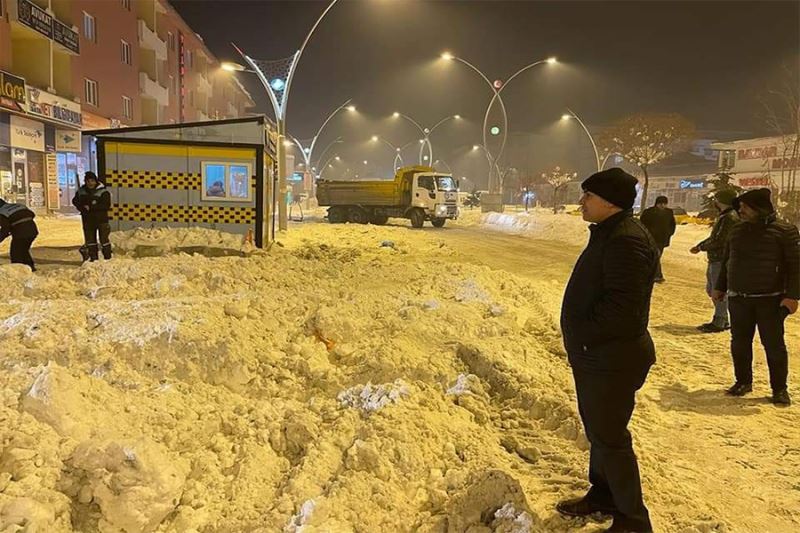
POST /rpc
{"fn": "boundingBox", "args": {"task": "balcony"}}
[139,72,168,107]
[196,73,213,97]
[227,102,238,117]
[138,19,166,61]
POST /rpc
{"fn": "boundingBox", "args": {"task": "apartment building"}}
[0,0,254,211]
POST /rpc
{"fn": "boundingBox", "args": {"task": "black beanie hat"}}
[581,168,638,210]
[733,188,774,214]
[84,171,98,182]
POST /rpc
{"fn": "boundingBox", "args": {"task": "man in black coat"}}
[558,168,658,533]
[690,189,740,332]
[72,171,112,261]
[640,195,676,283]
[712,188,799,406]
[0,199,39,271]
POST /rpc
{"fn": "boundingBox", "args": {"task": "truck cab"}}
[408,173,460,227]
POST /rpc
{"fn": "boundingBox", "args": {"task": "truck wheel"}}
[370,213,389,225]
[431,217,446,228]
[348,207,369,224]
[410,209,425,228]
[328,207,346,224]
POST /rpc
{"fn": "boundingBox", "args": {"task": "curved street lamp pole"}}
[561,107,601,172]
[392,111,459,165]
[231,0,340,232]
[318,154,342,181]
[371,136,405,173]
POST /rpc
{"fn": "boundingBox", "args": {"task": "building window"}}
[83,12,96,42]
[169,75,176,96]
[201,162,252,202]
[167,31,175,51]
[121,0,131,10]
[122,96,132,119]
[84,78,99,107]
[185,49,193,69]
[121,40,131,65]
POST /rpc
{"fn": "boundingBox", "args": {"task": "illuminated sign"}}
[0,70,27,112]
[679,179,705,189]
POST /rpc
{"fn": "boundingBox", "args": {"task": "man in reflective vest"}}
[72,171,112,261]
[0,198,39,271]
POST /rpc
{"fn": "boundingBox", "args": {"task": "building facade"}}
[0,0,254,211]
[711,135,800,192]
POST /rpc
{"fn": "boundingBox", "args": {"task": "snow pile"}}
[110,226,248,256]
[337,380,410,413]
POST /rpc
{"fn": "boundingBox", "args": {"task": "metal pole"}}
[277,119,288,231]
[566,107,601,172]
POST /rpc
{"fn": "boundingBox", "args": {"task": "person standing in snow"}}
[72,171,112,262]
[712,188,799,406]
[639,195,676,283]
[559,168,658,533]
[0,198,39,271]
[690,189,740,332]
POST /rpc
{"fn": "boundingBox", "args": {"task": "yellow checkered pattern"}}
[110,203,255,224]
[106,170,201,190]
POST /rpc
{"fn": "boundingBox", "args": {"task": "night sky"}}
[172,0,799,183]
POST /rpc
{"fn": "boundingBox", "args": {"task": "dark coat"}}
[0,201,38,242]
[72,184,111,225]
[715,214,800,300]
[640,206,676,248]
[561,210,659,374]
[697,207,739,263]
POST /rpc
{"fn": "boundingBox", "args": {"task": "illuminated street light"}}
[440,52,453,61]
[561,107,601,171]
[371,135,379,141]
[346,105,356,112]
[547,57,558,64]
[391,111,461,164]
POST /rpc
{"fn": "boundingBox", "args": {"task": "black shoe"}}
[654,277,665,284]
[556,496,617,517]
[726,382,753,396]
[604,516,653,532]
[771,389,791,406]
[698,323,728,333]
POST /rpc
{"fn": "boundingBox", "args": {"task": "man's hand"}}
[711,289,726,302]
[690,246,700,254]
[780,298,799,315]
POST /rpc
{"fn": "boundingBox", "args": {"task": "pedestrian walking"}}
[559,168,658,533]
[0,199,39,271]
[72,171,112,261]
[690,189,740,332]
[712,188,799,406]
[640,195,676,283]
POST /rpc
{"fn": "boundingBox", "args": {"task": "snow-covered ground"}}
[0,213,797,533]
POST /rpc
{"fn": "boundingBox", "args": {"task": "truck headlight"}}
[436,204,447,215]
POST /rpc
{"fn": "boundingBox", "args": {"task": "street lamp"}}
[561,107,601,172]
[370,135,405,172]
[230,0,341,232]
[441,52,558,192]
[390,111,460,164]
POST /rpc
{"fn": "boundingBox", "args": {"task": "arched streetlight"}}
[229,0,341,232]
[370,135,405,172]
[441,52,557,192]
[561,107,600,172]
[391,111,461,164]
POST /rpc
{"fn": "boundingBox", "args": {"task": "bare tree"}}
[760,65,800,224]
[599,113,695,210]
[542,166,577,214]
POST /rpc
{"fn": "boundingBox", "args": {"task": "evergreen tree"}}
[702,172,743,210]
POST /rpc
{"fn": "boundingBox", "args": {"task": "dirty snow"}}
[0,213,797,533]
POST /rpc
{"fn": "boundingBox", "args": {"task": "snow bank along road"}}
[0,214,797,533]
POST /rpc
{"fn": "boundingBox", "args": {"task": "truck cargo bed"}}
[316,179,403,207]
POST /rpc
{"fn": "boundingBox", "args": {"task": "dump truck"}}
[316,166,460,228]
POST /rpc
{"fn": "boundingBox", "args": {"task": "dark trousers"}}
[83,220,111,260]
[573,365,652,530]
[654,246,665,280]
[10,235,37,271]
[729,295,790,392]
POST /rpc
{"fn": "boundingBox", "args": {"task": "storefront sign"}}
[737,146,778,160]
[17,0,53,39]
[81,110,111,130]
[739,176,772,187]
[26,87,82,127]
[0,70,27,112]
[55,129,81,152]
[679,179,705,189]
[10,115,45,152]
[772,156,799,170]
[46,153,59,209]
[16,0,79,54]
[53,19,80,54]
[28,182,45,209]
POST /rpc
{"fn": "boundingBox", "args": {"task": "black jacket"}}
[72,184,111,224]
[640,206,676,248]
[561,210,659,373]
[715,214,800,300]
[0,201,38,242]
[697,207,739,263]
